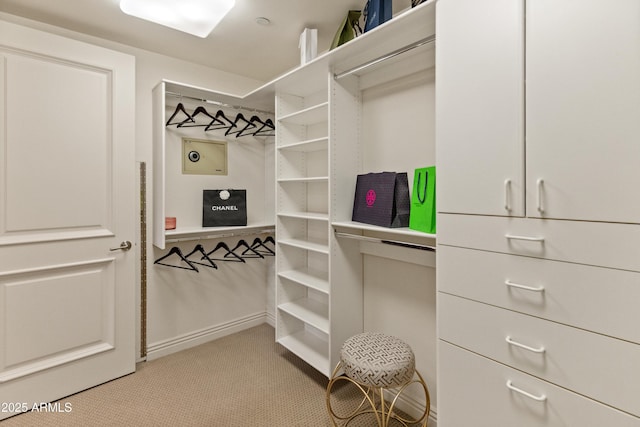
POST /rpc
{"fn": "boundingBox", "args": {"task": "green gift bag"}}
[330,10,362,50]
[409,166,436,234]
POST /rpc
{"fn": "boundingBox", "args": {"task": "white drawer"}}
[438,341,640,427]
[438,245,640,344]
[438,213,640,271]
[439,293,640,416]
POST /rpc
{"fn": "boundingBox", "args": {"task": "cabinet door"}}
[526,0,640,223]
[436,0,524,217]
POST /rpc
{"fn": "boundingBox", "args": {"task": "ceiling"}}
[0,0,413,82]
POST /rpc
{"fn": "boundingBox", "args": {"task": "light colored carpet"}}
[2,324,426,426]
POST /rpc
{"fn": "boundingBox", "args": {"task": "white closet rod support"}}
[333,34,436,80]
[166,91,274,116]
[334,231,435,251]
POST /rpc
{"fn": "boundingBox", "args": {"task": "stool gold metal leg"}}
[327,364,430,427]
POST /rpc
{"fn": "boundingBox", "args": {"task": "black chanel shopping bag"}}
[203,190,247,227]
[352,172,410,228]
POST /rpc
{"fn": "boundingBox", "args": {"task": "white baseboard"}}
[384,389,437,427]
[146,312,268,360]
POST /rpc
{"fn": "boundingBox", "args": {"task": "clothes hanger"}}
[252,118,275,137]
[225,113,255,137]
[205,110,236,132]
[177,106,225,129]
[154,246,199,272]
[247,237,275,256]
[230,239,264,259]
[166,102,194,126]
[184,244,218,269]
[205,241,246,263]
[263,235,275,246]
[236,115,264,137]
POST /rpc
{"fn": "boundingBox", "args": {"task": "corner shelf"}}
[152,80,276,249]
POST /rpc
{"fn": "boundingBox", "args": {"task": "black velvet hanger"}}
[177,106,225,129]
[247,237,275,256]
[205,110,236,132]
[230,239,264,259]
[166,103,194,126]
[154,247,199,272]
[225,113,255,137]
[252,118,275,137]
[184,244,218,269]
[205,241,246,263]
[236,115,263,137]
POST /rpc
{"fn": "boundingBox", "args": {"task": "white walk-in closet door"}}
[0,20,136,419]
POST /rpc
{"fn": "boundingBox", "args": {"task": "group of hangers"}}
[154,236,275,272]
[166,103,275,138]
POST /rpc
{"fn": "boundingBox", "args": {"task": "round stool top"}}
[340,332,415,388]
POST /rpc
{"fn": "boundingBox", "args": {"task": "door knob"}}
[110,241,132,251]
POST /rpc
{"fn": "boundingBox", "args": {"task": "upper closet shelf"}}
[256,0,436,97]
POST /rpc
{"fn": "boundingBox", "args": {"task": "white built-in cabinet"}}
[436,0,640,425]
[274,2,437,377]
[438,0,640,222]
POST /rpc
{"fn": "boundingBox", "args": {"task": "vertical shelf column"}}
[275,88,332,375]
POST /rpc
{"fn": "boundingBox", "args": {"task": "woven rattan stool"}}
[326,332,430,427]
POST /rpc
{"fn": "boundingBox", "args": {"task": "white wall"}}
[361,68,438,416]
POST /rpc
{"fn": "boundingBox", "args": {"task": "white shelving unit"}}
[274,1,437,377]
[152,80,276,249]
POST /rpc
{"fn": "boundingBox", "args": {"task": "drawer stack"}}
[437,214,640,426]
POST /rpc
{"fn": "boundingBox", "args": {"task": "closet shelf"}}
[164,223,275,243]
[278,299,329,334]
[278,211,329,221]
[277,332,329,375]
[332,221,436,240]
[278,238,329,254]
[277,137,328,152]
[278,268,330,294]
[278,102,329,125]
[277,177,329,184]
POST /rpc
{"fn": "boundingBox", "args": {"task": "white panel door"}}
[436,0,525,217]
[0,21,135,419]
[526,0,640,222]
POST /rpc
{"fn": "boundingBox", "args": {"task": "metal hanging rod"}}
[166,91,274,116]
[333,34,436,80]
[334,231,436,251]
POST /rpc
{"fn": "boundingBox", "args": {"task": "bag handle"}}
[416,170,428,204]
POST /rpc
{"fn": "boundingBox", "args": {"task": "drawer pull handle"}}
[505,234,545,242]
[506,336,546,353]
[506,380,547,402]
[505,280,545,293]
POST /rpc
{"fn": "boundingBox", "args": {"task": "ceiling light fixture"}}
[119,0,236,38]
[255,17,271,26]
